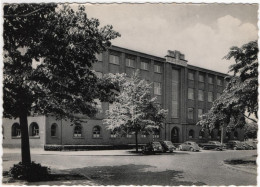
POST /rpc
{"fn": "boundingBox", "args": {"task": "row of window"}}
[189,129,239,139]
[188,88,221,102]
[188,71,224,86]
[187,108,205,120]
[12,122,39,137]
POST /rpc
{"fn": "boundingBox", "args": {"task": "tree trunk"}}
[135,131,138,153]
[19,110,31,165]
[220,126,224,144]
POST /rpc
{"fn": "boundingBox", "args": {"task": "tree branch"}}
[4,7,46,18]
[243,113,257,123]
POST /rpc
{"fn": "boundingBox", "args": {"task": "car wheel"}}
[179,146,183,151]
[190,147,194,152]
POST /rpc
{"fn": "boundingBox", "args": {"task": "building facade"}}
[2,46,244,148]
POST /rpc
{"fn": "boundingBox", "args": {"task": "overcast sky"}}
[76,3,258,74]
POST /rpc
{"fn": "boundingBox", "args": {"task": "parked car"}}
[160,141,176,153]
[244,141,257,150]
[242,142,255,150]
[200,141,225,151]
[178,141,200,152]
[226,141,244,150]
[142,141,163,154]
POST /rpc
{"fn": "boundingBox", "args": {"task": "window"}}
[208,76,213,84]
[126,133,133,138]
[188,72,194,80]
[109,54,119,65]
[95,53,102,61]
[234,131,238,139]
[51,123,57,137]
[126,58,135,68]
[93,126,101,138]
[198,90,204,101]
[199,74,204,82]
[198,109,203,120]
[199,130,205,139]
[140,61,148,70]
[154,82,162,95]
[30,122,39,136]
[110,131,117,138]
[208,92,213,102]
[141,131,147,138]
[188,88,194,100]
[188,108,194,120]
[189,129,195,138]
[216,93,221,99]
[154,64,162,73]
[94,71,103,79]
[12,123,21,137]
[217,78,223,86]
[172,69,179,118]
[153,129,160,139]
[74,124,82,137]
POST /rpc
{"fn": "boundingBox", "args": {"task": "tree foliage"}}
[197,40,258,131]
[4,4,120,121]
[4,3,120,165]
[244,122,258,139]
[103,71,168,151]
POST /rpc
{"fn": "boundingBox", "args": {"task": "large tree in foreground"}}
[4,4,120,165]
[197,41,258,142]
[103,71,168,152]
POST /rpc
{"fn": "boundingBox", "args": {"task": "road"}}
[2,149,257,186]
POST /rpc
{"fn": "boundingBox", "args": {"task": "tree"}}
[4,4,120,165]
[244,122,258,140]
[103,71,168,152]
[197,40,258,141]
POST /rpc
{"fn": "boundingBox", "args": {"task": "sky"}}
[72,3,258,74]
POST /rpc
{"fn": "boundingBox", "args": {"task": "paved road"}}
[2,149,257,185]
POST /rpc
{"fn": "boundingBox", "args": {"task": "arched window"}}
[74,124,82,137]
[29,122,39,136]
[188,129,195,139]
[141,131,147,138]
[51,123,57,137]
[93,126,101,138]
[226,132,231,140]
[199,130,205,139]
[234,131,238,139]
[12,123,21,137]
[153,129,160,139]
[110,131,117,138]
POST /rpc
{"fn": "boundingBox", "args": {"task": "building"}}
[2,45,244,149]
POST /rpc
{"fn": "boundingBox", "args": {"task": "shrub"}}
[9,162,50,182]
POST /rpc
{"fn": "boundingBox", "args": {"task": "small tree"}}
[197,40,258,141]
[4,4,120,166]
[103,71,168,152]
[244,122,258,140]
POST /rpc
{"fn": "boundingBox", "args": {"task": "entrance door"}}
[171,127,179,143]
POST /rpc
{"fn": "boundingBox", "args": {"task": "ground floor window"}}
[199,130,205,139]
[29,122,39,137]
[12,123,21,137]
[110,131,117,138]
[189,129,195,138]
[51,123,57,137]
[153,129,160,139]
[74,124,82,137]
[93,126,101,138]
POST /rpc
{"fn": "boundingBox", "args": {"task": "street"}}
[2,149,257,186]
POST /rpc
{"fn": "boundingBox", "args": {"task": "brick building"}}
[2,45,244,149]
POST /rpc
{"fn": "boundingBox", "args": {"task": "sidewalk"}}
[3,148,142,156]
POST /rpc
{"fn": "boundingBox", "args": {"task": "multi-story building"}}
[2,45,244,149]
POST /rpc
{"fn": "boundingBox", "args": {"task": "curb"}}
[220,161,256,175]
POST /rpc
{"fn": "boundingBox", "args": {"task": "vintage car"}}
[178,141,200,152]
[142,141,163,154]
[200,141,225,151]
[244,141,257,150]
[159,141,176,153]
[226,141,244,150]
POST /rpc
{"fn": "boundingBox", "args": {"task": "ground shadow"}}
[55,164,206,186]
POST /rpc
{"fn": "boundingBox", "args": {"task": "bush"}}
[9,162,50,182]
